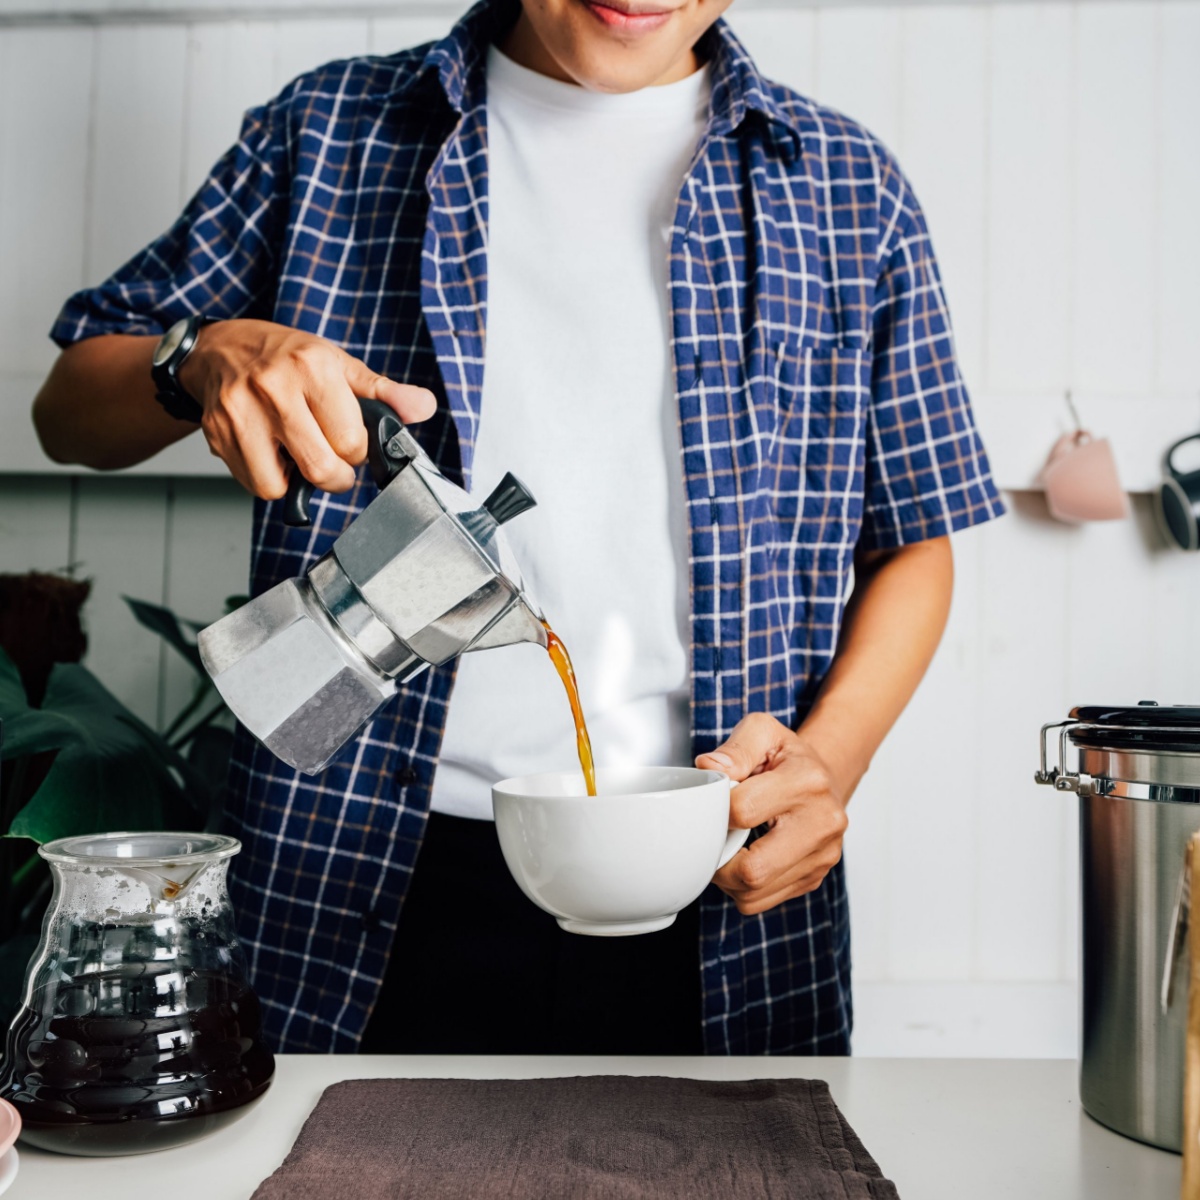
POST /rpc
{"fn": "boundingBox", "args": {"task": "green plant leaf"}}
[0,647,85,760]
[117,713,213,817]
[0,646,24,712]
[185,724,234,831]
[122,596,205,674]
[5,662,205,843]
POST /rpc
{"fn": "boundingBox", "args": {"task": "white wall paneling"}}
[727,6,818,96]
[0,28,92,380]
[972,492,1073,984]
[852,981,1078,1058]
[368,14,455,56]
[88,26,189,283]
[812,6,905,154]
[0,477,74,572]
[272,17,371,91]
[898,6,989,392]
[1070,3,1157,396]
[866,510,984,981]
[984,3,1073,398]
[1,0,1200,1059]
[1156,1,1200,395]
[183,20,278,198]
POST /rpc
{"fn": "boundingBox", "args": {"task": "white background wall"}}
[1,0,1198,1057]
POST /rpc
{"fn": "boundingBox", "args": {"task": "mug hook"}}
[1065,389,1083,432]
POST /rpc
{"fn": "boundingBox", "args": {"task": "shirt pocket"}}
[765,342,872,547]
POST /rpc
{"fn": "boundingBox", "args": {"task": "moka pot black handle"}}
[282,397,412,529]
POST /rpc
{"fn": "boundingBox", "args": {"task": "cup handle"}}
[717,826,750,870]
[1165,432,1200,481]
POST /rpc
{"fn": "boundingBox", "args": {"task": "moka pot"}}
[198,399,547,775]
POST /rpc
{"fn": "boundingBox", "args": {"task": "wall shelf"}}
[6,368,1197,493]
[971,391,1200,496]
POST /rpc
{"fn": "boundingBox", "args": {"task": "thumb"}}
[695,714,788,783]
[342,357,438,424]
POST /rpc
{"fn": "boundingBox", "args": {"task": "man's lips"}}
[580,0,675,33]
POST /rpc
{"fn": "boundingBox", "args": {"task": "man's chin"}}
[561,42,698,92]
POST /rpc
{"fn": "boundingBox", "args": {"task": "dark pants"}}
[361,811,704,1055]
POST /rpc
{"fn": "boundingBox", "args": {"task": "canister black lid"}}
[1068,703,1200,753]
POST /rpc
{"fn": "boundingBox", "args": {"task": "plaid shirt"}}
[53,0,1002,1055]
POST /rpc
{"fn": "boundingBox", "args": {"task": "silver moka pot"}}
[198,399,547,775]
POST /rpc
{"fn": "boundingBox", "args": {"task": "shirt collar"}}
[698,17,804,141]
[408,0,516,112]
[385,0,804,144]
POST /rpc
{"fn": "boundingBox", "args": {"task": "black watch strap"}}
[151,315,212,423]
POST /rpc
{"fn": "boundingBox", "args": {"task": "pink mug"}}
[1039,431,1130,523]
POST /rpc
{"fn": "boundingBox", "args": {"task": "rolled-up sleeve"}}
[859,153,1004,549]
[51,99,290,347]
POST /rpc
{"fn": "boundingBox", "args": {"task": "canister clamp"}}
[1035,720,1083,790]
[1036,719,1192,794]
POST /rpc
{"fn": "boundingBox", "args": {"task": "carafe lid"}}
[39,831,240,865]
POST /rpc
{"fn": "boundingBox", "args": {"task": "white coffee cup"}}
[492,765,749,936]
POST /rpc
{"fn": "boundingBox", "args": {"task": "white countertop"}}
[6,1055,1182,1199]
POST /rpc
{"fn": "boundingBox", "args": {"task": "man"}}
[33,0,1002,1055]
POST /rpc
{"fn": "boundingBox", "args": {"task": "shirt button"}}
[394,765,418,787]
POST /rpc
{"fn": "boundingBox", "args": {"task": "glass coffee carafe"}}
[0,832,274,1156]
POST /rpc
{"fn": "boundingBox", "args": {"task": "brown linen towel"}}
[251,1075,900,1200]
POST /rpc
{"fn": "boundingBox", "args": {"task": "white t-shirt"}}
[429,47,711,820]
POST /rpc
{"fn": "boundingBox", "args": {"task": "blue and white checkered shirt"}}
[53,0,1003,1055]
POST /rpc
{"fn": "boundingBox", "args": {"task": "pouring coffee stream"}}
[543,622,597,797]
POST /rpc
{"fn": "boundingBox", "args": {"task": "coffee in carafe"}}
[0,832,274,1156]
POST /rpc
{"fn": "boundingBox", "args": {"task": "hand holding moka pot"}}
[198,398,547,775]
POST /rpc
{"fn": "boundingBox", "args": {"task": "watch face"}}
[153,319,190,368]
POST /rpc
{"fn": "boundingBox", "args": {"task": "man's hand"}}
[697,713,850,916]
[33,321,438,485]
[694,538,955,917]
[179,319,437,499]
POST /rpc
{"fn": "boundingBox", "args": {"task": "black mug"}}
[1159,433,1200,551]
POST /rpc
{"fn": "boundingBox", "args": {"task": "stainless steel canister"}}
[1036,703,1200,1152]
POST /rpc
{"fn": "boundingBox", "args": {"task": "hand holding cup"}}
[697,713,850,916]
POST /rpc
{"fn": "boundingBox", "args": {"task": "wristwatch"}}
[151,315,213,422]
